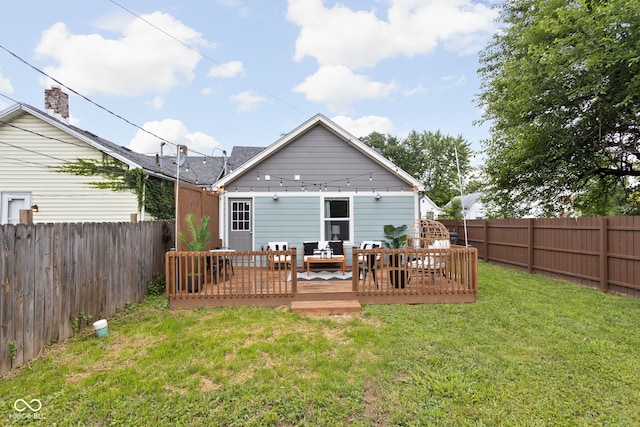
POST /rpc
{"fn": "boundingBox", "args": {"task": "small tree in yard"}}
[178,214,211,252]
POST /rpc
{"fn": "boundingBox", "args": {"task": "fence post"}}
[19,209,33,224]
[600,217,609,292]
[483,220,488,261]
[528,218,534,273]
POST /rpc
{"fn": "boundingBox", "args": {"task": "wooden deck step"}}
[291,299,361,315]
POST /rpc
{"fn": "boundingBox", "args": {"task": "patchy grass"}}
[2,262,639,426]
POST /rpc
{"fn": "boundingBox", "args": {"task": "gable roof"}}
[215,114,425,191]
[420,194,441,209]
[447,192,485,210]
[0,102,226,186]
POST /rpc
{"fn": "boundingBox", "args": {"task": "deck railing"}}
[165,246,478,307]
[351,246,478,296]
[166,249,298,300]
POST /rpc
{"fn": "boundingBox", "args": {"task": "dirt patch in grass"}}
[361,379,387,425]
[199,376,222,392]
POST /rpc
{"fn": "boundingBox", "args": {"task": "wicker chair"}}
[407,220,451,280]
[407,219,450,248]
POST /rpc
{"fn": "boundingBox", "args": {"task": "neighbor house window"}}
[324,198,350,241]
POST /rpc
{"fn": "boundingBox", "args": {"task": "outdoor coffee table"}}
[304,256,346,276]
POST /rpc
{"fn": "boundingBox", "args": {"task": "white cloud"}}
[440,74,467,88]
[208,61,244,78]
[403,83,427,97]
[287,0,498,69]
[331,115,395,139]
[34,12,208,96]
[293,65,397,113]
[229,90,266,112]
[128,119,221,154]
[201,87,212,96]
[0,69,14,94]
[216,0,250,17]
[148,96,165,110]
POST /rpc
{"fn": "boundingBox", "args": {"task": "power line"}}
[107,0,309,118]
[0,139,71,163]
[0,119,87,149]
[0,44,183,151]
[0,152,53,167]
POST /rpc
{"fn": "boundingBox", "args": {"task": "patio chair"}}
[408,239,450,281]
[267,241,292,270]
[356,241,382,262]
[358,244,380,287]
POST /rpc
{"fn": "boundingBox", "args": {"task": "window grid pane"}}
[324,198,349,240]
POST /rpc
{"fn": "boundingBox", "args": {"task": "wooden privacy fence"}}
[0,220,172,376]
[440,216,640,297]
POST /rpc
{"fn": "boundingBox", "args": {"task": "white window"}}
[323,197,350,241]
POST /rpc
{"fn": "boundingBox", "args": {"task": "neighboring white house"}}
[419,194,441,219]
[447,192,486,219]
[0,89,178,224]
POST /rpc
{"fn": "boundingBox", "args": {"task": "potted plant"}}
[178,213,211,292]
[383,224,408,288]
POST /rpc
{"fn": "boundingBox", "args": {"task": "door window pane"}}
[231,201,251,232]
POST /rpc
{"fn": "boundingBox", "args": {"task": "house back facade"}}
[214,114,425,266]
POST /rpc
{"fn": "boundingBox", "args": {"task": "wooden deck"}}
[167,247,478,312]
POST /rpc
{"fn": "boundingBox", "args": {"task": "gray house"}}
[214,114,425,266]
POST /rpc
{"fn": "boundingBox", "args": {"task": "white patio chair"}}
[267,241,292,270]
[408,239,450,280]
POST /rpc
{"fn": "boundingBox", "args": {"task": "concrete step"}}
[290,299,361,315]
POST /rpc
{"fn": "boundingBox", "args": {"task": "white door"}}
[1,192,31,225]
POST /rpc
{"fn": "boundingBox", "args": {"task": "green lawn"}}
[2,262,639,426]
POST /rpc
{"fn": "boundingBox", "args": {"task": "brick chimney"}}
[44,86,69,120]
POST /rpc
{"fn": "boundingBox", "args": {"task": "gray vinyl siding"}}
[253,196,320,250]
[354,195,415,243]
[227,124,409,193]
[251,194,415,266]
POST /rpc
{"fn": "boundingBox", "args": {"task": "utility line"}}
[0,43,182,150]
[0,153,53,167]
[0,45,212,184]
[0,119,87,149]
[0,139,71,163]
[107,0,309,118]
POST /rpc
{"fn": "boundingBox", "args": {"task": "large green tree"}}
[478,0,640,217]
[361,130,472,206]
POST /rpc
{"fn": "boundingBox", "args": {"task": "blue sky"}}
[0,0,499,160]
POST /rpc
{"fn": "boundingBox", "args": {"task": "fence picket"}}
[0,220,171,376]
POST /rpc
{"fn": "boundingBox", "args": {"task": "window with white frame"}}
[323,197,350,241]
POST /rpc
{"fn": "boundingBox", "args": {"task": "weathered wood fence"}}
[440,216,640,298]
[0,220,173,376]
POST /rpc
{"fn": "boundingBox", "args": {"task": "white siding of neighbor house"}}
[0,113,138,223]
